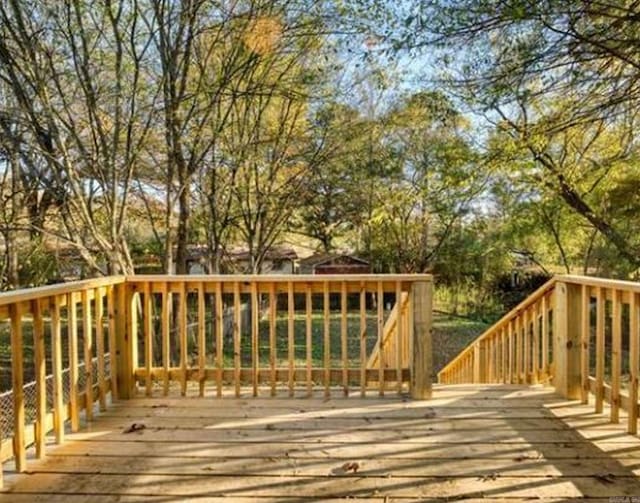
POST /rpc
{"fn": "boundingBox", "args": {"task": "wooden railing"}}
[0,273,432,487]
[126,276,431,399]
[0,276,125,487]
[438,278,556,386]
[438,275,640,434]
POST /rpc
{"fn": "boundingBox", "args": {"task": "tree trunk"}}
[175,181,190,275]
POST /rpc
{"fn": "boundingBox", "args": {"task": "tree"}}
[225,65,313,273]
[292,102,371,252]
[0,0,157,275]
[366,91,486,272]
[393,0,640,272]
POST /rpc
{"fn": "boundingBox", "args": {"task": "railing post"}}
[411,280,432,399]
[553,281,582,399]
[114,282,134,399]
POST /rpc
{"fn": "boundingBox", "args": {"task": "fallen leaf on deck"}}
[123,423,146,434]
[594,473,616,484]
[344,462,360,473]
[330,461,361,475]
[424,409,437,418]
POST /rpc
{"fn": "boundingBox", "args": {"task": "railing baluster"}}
[198,282,206,397]
[269,282,277,397]
[501,327,507,384]
[287,281,294,396]
[107,286,118,400]
[251,281,259,397]
[404,295,410,371]
[360,281,366,397]
[68,292,79,431]
[377,281,384,396]
[515,316,522,383]
[10,303,26,472]
[143,282,153,397]
[233,282,241,398]
[306,284,312,396]
[395,281,403,393]
[52,295,64,444]
[595,287,605,414]
[611,289,621,423]
[33,298,46,459]
[532,302,540,384]
[95,288,106,411]
[215,282,223,398]
[580,285,589,404]
[341,281,348,396]
[523,309,530,383]
[179,282,188,397]
[495,334,501,383]
[488,336,495,383]
[497,332,503,383]
[541,294,549,378]
[507,321,515,384]
[162,282,171,396]
[629,291,639,434]
[324,281,331,398]
[82,289,94,421]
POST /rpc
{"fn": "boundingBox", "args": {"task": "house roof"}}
[299,253,370,267]
[228,246,298,261]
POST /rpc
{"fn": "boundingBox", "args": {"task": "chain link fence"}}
[0,354,111,439]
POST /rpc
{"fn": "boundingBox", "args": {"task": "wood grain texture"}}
[2,384,640,501]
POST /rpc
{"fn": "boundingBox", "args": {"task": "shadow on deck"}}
[2,384,640,501]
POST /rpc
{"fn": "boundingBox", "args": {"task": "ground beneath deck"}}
[3,385,640,502]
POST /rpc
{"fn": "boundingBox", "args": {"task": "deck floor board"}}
[3,384,640,501]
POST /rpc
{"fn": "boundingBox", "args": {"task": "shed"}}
[298,253,371,275]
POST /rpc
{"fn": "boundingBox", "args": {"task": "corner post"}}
[553,280,582,399]
[115,281,136,399]
[411,280,432,399]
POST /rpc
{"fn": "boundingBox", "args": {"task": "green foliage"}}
[434,281,504,323]
[362,90,485,273]
[14,243,60,288]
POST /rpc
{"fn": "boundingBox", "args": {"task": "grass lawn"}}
[431,311,491,375]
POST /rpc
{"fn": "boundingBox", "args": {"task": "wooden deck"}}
[2,384,640,501]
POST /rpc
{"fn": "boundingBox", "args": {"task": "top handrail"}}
[128,274,433,283]
[560,274,640,292]
[0,273,433,307]
[0,276,126,307]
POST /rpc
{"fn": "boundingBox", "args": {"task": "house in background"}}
[184,245,210,274]
[227,247,299,274]
[298,253,371,275]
